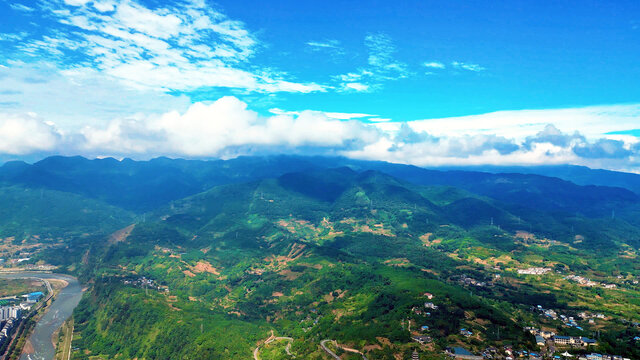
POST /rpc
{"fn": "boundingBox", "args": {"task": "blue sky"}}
[0,0,639,171]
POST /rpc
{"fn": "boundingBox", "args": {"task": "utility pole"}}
[490,217,494,226]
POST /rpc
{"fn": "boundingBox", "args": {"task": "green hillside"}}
[53,168,640,359]
[0,185,134,240]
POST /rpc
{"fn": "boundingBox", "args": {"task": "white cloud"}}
[63,0,91,6]
[402,104,640,140]
[451,61,485,72]
[346,105,640,171]
[307,40,341,49]
[1,97,639,172]
[0,61,191,129]
[365,33,408,75]
[9,3,35,12]
[423,61,445,69]
[343,131,610,169]
[7,0,326,94]
[306,39,345,60]
[79,96,380,157]
[342,82,370,92]
[269,108,376,120]
[367,118,391,122]
[333,33,408,92]
[0,113,61,154]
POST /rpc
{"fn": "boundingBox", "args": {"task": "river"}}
[0,272,83,360]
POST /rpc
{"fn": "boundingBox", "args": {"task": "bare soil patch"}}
[109,224,136,245]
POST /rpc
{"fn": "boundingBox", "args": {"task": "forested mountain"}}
[1,157,639,359]
[442,164,640,195]
[2,155,638,216]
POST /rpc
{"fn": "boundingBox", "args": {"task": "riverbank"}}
[0,272,83,360]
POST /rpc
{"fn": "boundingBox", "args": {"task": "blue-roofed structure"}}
[447,347,483,360]
[26,291,44,303]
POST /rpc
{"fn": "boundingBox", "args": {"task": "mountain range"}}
[1,156,639,359]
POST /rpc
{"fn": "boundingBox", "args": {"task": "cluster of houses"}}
[577,312,606,325]
[580,354,632,360]
[533,305,593,329]
[564,275,618,289]
[411,293,436,345]
[409,291,633,360]
[444,346,529,360]
[552,335,597,347]
[526,327,597,347]
[460,275,488,287]
[460,328,473,337]
[122,276,168,292]
[565,275,598,287]
[518,267,552,275]
[444,344,628,360]
[424,302,438,310]
[440,334,629,360]
[411,335,431,345]
[412,293,438,314]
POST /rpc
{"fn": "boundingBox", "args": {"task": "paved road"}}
[254,335,295,360]
[320,340,341,360]
[320,340,368,360]
[57,319,73,360]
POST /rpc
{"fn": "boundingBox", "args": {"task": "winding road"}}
[320,339,369,360]
[253,333,295,360]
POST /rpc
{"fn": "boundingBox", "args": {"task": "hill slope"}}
[57,167,640,359]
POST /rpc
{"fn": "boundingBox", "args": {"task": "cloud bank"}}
[1,97,639,172]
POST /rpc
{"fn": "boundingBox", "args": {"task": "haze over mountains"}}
[2,155,639,211]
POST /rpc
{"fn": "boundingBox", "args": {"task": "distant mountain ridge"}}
[0,155,638,219]
[436,164,640,195]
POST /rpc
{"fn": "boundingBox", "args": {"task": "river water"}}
[0,272,83,360]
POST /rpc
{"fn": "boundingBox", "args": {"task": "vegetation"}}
[1,157,639,359]
[0,278,44,298]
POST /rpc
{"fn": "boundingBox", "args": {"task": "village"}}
[404,291,636,360]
